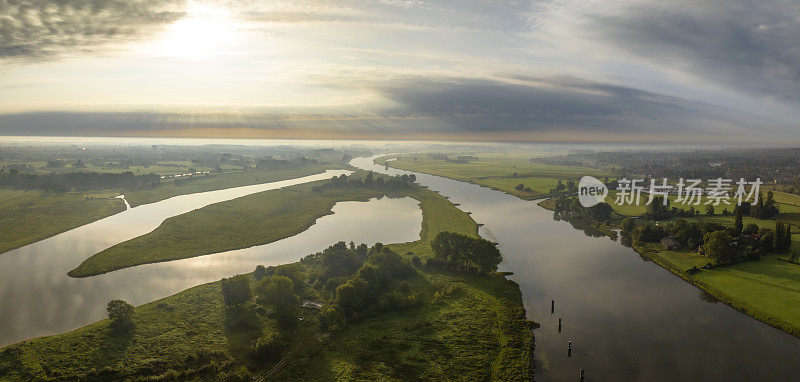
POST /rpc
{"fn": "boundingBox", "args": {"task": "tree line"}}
[311,172,416,192]
[0,169,160,192]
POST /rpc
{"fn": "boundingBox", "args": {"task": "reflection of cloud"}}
[0,0,185,61]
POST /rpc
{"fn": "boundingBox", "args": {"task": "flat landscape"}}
[377,154,611,200]
[0,174,533,381]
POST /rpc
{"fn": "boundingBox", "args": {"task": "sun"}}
[148,1,240,59]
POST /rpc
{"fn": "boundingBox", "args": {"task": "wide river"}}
[0,169,423,346]
[353,155,800,381]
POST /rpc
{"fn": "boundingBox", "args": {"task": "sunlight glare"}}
[149,1,240,59]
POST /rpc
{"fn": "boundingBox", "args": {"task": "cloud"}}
[578,0,800,101]
[375,75,774,136]
[0,0,185,61]
[0,75,788,143]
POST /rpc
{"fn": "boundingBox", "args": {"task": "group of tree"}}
[621,216,792,265]
[311,172,416,192]
[0,169,160,192]
[548,179,577,195]
[552,196,613,222]
[319,245,417,330]
[428,232,502,274]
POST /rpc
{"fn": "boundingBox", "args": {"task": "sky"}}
[0,0,799,144]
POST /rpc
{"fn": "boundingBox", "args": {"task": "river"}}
[353,155,800,381]
[0,169,423,346]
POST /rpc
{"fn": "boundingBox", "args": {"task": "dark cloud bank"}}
[0,76,781,142]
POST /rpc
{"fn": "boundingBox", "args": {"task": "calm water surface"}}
[353,155,800,382]
[0,169,422,346]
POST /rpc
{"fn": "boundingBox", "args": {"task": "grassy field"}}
[0,182,534,381]
[0,189,125,255]
[634,233,800,337]
[0,165,341,256]
[378,154,610,200]
[69,180,388,277]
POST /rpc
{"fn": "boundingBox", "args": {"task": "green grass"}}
[69,180,387,277]
[633,229,800,337]
[0,280,275,380]
[378,154,610,199]
[0,189,125,255]
[277,271,531,381]
[1,183,534,381]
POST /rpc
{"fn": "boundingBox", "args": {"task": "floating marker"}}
[568,341,572,357]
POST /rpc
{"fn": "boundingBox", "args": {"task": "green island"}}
[376,153,611,200]
[0,174,534,381]
[69,173,387,277]
[0,164,340,256]
[382,154,800,338]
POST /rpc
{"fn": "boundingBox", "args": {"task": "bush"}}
[221,275,252,309]
[107,299,134,332]
[411,255,422,267]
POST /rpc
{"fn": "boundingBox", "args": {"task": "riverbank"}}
[631,242,800,338]
[0,179,534,381]
[0,165,341,256]
[539,193,800,338]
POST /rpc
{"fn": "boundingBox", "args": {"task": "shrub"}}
[221,275,252,309]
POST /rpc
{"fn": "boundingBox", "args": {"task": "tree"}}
[253,265,268,281]
[257,275,296,312]
[785,225,792,251]
[107,300,134,331]
[734,209,743,236]
[774,222,785,252]
[334,282,361,318]
[515,183,525,191]
[743,223,759,236]
[705,205,715,215]
[621,218,636,234]
[586,202,613,222]
[221,274,252,309]
[703,231,734,264]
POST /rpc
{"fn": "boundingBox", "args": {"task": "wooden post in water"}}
[558,318,562,332]
[551,300,554,314]
[568,341,572,357]
[580,369,585,381]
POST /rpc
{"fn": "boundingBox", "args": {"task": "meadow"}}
[0,189,125,255]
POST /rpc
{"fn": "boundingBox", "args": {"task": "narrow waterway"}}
[0,169,422,346]
[353,155,800,381]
